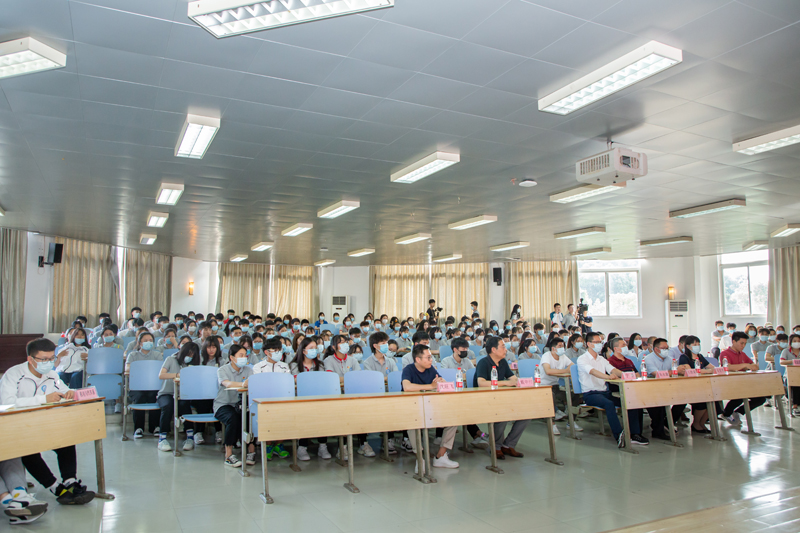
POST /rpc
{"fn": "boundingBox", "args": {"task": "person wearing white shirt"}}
[711,320,725,349]
[718,323,736,352]
[577,332,647,448]
[550,304,564,330]
[55,328,90,389]
[540,338,581,435]
[252,337,291,374]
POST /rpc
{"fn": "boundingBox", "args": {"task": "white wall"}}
[488,262,504,322]
[319,266,370,319]
[170,258,218,315]
[22,233,55,334]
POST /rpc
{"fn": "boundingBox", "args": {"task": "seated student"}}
[223,326,243,354]
[0,339,95,504]
[1,458,48,525]
[666,335,686,361]
[769,333,789,365]
[202,337,223,367]
[288,336,334,458]
[251,337,291,460]
[248,332,267,362]
[124,327,149,357]
[126,332,162,437]
[578,333,648,447]
[157,327,181,351]
[744,324,758,350]
[401,331,431,369]
[91,313,111,335]
[55,327,90,389]
[428,327,444,356]
[711,320,726,350]
[324,335,360,384]
[215,344,256,467]
[363,332,399,375]
[565,334,586,359]
[518,339,540,360]
[675,336,714,434]
[184,320,198,339]
[780,334,800,416]
[157,343,211,451]
[386,339,400,359]
[531,324,547,346]
[348,328,365,351]
[718,322,736,351]
[506,334,520,362]
[750,328,771,360]
[540,337,581,435]
[93,326,122,349]
[473,337,529,459]
[627,333,646,360]
[395,326,413,354]
[401,344,459,470]
[719,332,764,425]
[152,315,169,338]
[440,337,474,371]
[193,322,213,348]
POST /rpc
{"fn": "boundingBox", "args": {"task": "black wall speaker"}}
[48,243,63,264]
[493,267,502,286]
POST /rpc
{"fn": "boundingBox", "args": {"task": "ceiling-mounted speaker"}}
[493,267,502,286]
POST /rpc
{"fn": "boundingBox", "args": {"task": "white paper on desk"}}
[0,404,13,412]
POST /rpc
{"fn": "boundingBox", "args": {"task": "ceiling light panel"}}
[771,224,800,238]
[640,236,693,247]
[669,199,746,219]
[156,183,184,205]
[390,152,460,184]
[314,259,336,266]
[490,241,530,252]
[231,254,248,262]
[0,37,66,80]
[550,183,626,204]
[281,223,313,237]
[743,240,768,251]
[251,242,273,252]
[433,253,462,263]
[448,215,497,230]
[347,248,375,257]
[140,234,157,245]
[554,226,606,240]
[189,0,394,38]
[394,233,431,245]
[733,124,800,155]
[147,211,169,228]
[571,247,611,257]
[318,199,360,219]
[539,41,682,115]
[0,205,5,216]
[175,114,220,159]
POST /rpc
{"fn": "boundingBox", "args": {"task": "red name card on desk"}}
[74,387,98,401]
[436,382,456,392]
[655,370,669,379]
[621,372,636,381]
[517,377,534,388]
[685,369,698,377]
[713,367,727,375]
[793,360,800,366]
[509,362,518,370]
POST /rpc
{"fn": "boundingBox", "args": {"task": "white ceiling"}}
[2,0,800,265]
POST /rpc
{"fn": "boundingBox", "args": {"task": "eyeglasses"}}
[420,356,433,361]
[31,356,55,363]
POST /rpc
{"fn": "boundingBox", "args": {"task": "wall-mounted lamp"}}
[667,285,675,300]
[188,281,194,296]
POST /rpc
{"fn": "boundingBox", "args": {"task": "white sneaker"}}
[215,431,223,444]
[297,446,311,461]
[732,412,742,425]
[336,447,348,461]
[183,438,194,451]
[194,433,205,445]
[153,427,160,436]
[318,443,331,459]
[471,434,488,446]
[387,439,397,454]
[432,452,459,469]
[158,439,172,452]
[358,443,376,457]
[246,452,256,466]
[4,490,48,517]
[401,437,414,453]
[433,437,442,446]
[133,428,143,439]
[723,415,738,425]
[554,409,567,421]
[567,421,584,432]
[552,424,561,436]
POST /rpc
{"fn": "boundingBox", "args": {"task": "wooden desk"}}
[708,371,792,436]
[787,366,800,419]
[0,399,114,500]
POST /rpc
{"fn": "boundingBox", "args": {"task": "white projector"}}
[576,147,648,186]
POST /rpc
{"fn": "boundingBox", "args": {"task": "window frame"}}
[719,257,768,317]
[578,262,642,319]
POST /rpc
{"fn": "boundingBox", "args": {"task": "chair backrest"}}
[344,370,385,394]
[569,363,583,394]
[87,374,122,400]
[518,359,539,379]
[465,368,476,388]
[389,334,397,341]
[57,337,67,346]
[777,361,786,378]
[438,368,458,383]
[387,370,402,392]
[439,345,453,360]
[86,348,124,375]
[178,366,220,401]
[296,371,341,397]
[706,357,720,367]
[120,337,134,348]
[625,355,641,373]
[757,351,767,371]
[129,360,164,392]
[321,324,339,334]
[220,336,231,345]
[248,372,295,400]
[536,343,545,354]
[468,345,481,358]
[162,348,178,360]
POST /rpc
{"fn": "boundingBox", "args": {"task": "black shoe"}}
[54,481,95,505]
[631,434,649,446]
[651,432,671,441]
[691,426,711,434]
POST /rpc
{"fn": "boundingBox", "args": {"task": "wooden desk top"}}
[709,371,783,401]
[0,397,105,417]
[610,376,714,409]
[786,365,800,386]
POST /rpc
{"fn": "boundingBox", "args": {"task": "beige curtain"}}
[123,249,172,322]
[51,237,119,332]
[431,263,489,322]
[768,245,799,329]
[369,265,430,319]
[270,265,313,319]
[0,229,28,333]
[217,263,271,317]
[504,260,579,326]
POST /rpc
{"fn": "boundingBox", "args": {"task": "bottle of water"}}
[722,357,729,374]
[534,365,541,387]
[491,366,498,390]
[640,359,647,380]
[671,358,678,377]
[694,359,701,373]
[456,367,464,391]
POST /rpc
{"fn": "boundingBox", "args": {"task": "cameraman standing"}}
[426,299,441,324]
[578,301,593,336]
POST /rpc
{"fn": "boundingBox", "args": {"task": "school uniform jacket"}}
[0,362,71,407]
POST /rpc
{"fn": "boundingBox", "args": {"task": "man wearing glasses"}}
[0,338,96,505]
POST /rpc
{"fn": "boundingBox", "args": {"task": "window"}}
[578,260,641,317]
[720,251,768,316]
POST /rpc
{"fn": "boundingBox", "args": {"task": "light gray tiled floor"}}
[18,406,800,533]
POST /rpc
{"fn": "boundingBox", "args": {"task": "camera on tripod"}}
[577,298,589,314]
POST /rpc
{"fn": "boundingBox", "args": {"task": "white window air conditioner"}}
[332,296,349,316]
[665,300,689,346]
[576,147,648,186]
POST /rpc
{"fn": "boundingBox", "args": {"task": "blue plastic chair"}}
[388,334,397,341]
[536,343,545,354]
[465,368,476,388]
[57,337,68,346]
[125,360,163,438]
[757,351,768,371]
[344,371,385,394]
[518,359,539,379]
[86,348,124,375]
[707,357,720,367]
[438,368,458,383]
[178,366,220,425]
[220,336,231,345]
[296,371,341,397]
[248,372,296,437]
[387,371,402,392]
[777,361,786,378]
[87,374,122,401]
[625,355,641,372]
[321,324,340,334]
[162,348,178,360]
[468,345,481,359]
[569,363,606,435]
[439,345,453,360]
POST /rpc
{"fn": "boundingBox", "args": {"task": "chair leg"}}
[597,411,606,436]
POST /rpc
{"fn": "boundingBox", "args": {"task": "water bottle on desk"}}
[456,367,464,391]
[640,359,647,380]
[491,366,498,390]
[534,365,541,387]
[695,359,701,373]
[722,357,729,374]
[671,359,678,377]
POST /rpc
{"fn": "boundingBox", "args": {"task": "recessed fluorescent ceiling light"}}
[140,234,157,245]
[771,224,800,238]
[347,248,375,257]
[733,124,800,155]
[571,247,611,257]
[318,199,359,219]
[175,114,220,159]
[554,226,606,239]
[539,41,682,115]
[390,152,460,184]
[281,223,313,237]
[314,259,336,267]
[490,241,530,252]
[743,240,768,251]
[231,254,248,262]
[433,253,462,263]
[0,37,66,80]
[669,199,746,219]
[189,0,394,38]
[550,183,626,204]
[449,215,497,230]
[147,211,169,228]
[640,236,693,247]
[251,242,273,252]
[394,233,431,245]
[156,183,184,205]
